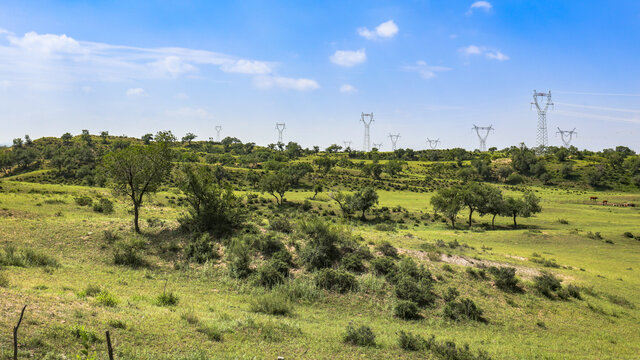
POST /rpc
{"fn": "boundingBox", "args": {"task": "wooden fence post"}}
[106,330,114,360]
[13,305,27,360]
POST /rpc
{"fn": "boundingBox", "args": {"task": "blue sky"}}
[1,0,639,150]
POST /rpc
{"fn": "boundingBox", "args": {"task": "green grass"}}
[1,179,639,359]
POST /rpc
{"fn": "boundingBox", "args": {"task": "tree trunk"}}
[492,214,497,230]
[361,210,366,221]
[451,217,455,229]
[134,203,140,233]
[468,209,473,228]
[512,214,517,229]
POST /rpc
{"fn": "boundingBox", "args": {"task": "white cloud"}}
[459,45,509,61]
[8,31,84,55]
[330,49,366,67]
[467,1,492,15]
[403,61,452,79]
[358,20,399,40]
[253,76,319,91]
[151,56,197,78]
[339,84,357,93]
[220,59,273,74]
[126,88,146,97]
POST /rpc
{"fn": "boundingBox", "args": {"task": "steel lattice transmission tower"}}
[426,138,440,149]
[531,90,554,151]
[360,112,374,151]
[472,125,494,152]
[389,133,400,151]
[275,123,286,143]
[215,126,222,142]
[372,142,383,149]
[556,127,577,147]
[343,141,352,149]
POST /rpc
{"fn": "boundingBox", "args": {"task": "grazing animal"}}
[602,200,608,206]
[590,196,598,201]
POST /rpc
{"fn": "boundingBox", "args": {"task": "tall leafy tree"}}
[349,187,379,220]
[430,185,464,228]
[478,186,504,229]
[103,143,172,233]
[501,191,541,228]
[260,170,292,205]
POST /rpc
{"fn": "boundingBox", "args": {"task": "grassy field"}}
[1,178,639,359]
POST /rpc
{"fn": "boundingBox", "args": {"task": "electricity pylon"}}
[360,112,374,151]
[215,126,222,142]
[426,138,440,149]
[372,143,383,149]
[389,133,400,151]
[343,141,352,150]
[275,123,286,143]
[532,90,554,151]
[472,125,493,152]
[556,127,577,147]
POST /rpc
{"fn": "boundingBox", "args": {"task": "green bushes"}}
[269,217,292,233]
[370,256,397,276]
[255,261,286,288]
[395,276,435,307]
[185,233,219,264]
[92,198,114,214]
[397,331,492,359]
[340,252,366,273]
[226,237,252,279]
[533,272,580,300]
[299,219,349,270]
[113,241,148,268]
[315,268,357,293]
[394,300,421,320]
[0,271,9,287]
[250,292,293,316]
[375,241,398,258]
[343,323,376,347]
[0,245,59,268]
[442,291,485,322]
[398,331,424,351]
[154,292,179,306]
[488,267,520,292]
[95,290,119,307]
[74,196,93,206]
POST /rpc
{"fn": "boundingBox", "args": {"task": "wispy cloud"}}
[339,84,357,93]
[358,20,399,40]
[126,88,146,97]
[556,102,640,114]
[459,45,509,61]
[0,29,315,91]
[466,1,492,15]
[402,60,452,79]
[330,49,366,67]
[556,110,640,124]
[253,75,319,91]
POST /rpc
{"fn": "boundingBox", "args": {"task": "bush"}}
[315,268,357,293]
[92,198,114,214]
[488,267,520,292]
[0,245,59,268]
[255,262,286,288]
[506,173,525,185]
[155,292,179,306]
[113,242,148,268]
[250,292,292,316]
[269,217,293,233]
[227,237,252,279]
[299,219,349,270]
[343,323,376,347]
[74,196,93,206]
[95,290,119,307]
[82,284,102,297]
[394,300,421,320]
[466,267,487,280]
[395,276,436,307]
[274,277,321,304]
[623,232,634,238]
[341,252,366,273]
[443,298,485,322]
[534,272,562,299]
[422,335,492,360]
[375,241,398,258]
[0,272,9,287]
[255,233,286,257]
[370,256,397,276]
[197,324,223,342]
[185,233,220,264]
[398,331,425,351]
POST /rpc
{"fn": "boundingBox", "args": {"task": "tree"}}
[362,162,383,180]
[349,187,378,220]
[501,191,541,228]
[325,144,342,153]
[385,159,405,177]
[81,130,92,146]
[328,190,353,218]
[102,144,173,233]
[285,142,303,159]
[61,132,73,144]
[460,182,491,227]
[100,131,109,144]
[260,170,292,205]
[142,133,154,145]
[314,156,338,175]
[0,150,12,175]
[478,186,504,229]
[430,186,464,228]
[182,132,197,145]
[312,181,323,199]
[511,143,537,175]
[24,135,33,146]
[177,165,245,237]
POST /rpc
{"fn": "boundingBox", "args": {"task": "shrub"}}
[488,267,520,292]
[375,241,398,258]
[422,335,492,360]
[566,284,582,300]
[395,276,436,307]
[70,326,100,343]
[343,323,376,347]
[108,319,127,329]
[315,268,357,293]
[370,256,397,276]
[181,310,200,325]
[197,324,223,342]
[534,272,563,299]
[341,252,366,273]
[466,267,487,280]
[250,292,293,316]
[506,173,525,185]
[255,233,286,257]
[398,331,425,351]
[155,292,179,306]
[394,300,421,320]
[0,272,9,287]
[185,233,219,264]
[74,196,93,206]
[83,284,102,297]
[274,277,321,304]
[95,290,119,307]
[558,218,569,225]
[92,198,114,214]
[443,298,485,322]
[299,219,349,270]
[0,246,59,268]
[227,237,252,279]
[255,262,286,288]
[623,232,634,238]
[113,242,148,268]
[270,217,293,233]
[374,223,396,232]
